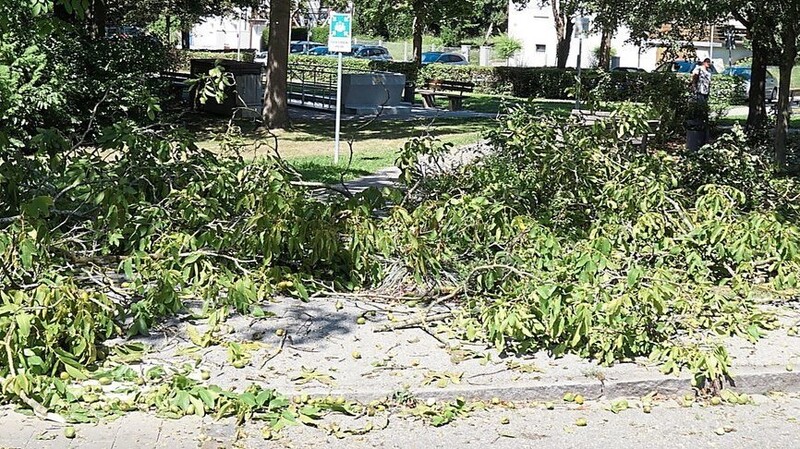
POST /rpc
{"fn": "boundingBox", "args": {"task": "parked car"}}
[290,41,324,54]
[721,67,778,102]
[611,66,646,73]
[421,52,468,65]
[253,51,268,65]
[353,45,392,61]
[654,60,719,75]
[306,46,330,56]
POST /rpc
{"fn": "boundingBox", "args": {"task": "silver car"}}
[421,52,468,65]
[721,67,778,102]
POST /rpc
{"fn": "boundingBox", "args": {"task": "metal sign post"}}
[328,12,352,164]
[575,17,591,111]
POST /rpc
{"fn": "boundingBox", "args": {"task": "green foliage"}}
[492,34,523,60]
[393,103,798,385]
[176,50,256,71]
[309,26,329,45]
[290,55,419,85]
[260,26,270,51]
[0,5,169,157]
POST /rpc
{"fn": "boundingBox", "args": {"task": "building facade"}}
[507,2,751,71]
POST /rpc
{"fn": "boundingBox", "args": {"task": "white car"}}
[722,67,778,102]
[253,51,268,65]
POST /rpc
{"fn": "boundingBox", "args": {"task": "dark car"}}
[290,41,324,54]
[654,60,718,74]
[306,46,330,56]
[722,67,778,102]
[421,52,468,65]
[611,66,646,73]
[353,45,392,61]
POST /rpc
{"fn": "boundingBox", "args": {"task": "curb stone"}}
[271,366,800,403]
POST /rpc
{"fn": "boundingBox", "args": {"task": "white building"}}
[189,10,266,50]
[507,2,751,71]
[188,1,330,51]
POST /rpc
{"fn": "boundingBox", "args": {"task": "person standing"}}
[691,58,712,102]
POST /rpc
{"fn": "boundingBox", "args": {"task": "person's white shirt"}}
[692,64,711,95]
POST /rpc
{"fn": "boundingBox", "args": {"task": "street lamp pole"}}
[575,17,591,111]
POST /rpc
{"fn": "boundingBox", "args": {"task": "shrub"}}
[419,65,501,93]
[289,55,418,84]
[492,34,523,61]
[309,26,329,45]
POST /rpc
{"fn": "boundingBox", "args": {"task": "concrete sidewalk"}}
[0,293,798,448]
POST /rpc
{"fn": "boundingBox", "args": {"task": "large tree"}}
[263,0,290,128]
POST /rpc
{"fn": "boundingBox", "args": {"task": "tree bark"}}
[552,1,574,69]
[181,30,190,49]
[91,0,107,39]
[775,56,794,167]
[745,37,768,131]
[597,27,613,70]
[773,2,799,167]
[263,0,291,129]
[412,1,425,65]
[165,15,171,45]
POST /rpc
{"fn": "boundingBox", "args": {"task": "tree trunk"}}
[597,27,613,70]
[775,60,793,167]
[746,37,768,131]
[91,0,107,39]
[774,18,798,167]
[165,15,171,45]
[552,1,573,69]
[181,30,190,49]
[263,0,291,129]
[412,1,425,65]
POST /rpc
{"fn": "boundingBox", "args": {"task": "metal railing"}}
[283,62,369,111]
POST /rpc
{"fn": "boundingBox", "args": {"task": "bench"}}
[571,109,661,149]
[417,79,475,111]
[160,71,191,103]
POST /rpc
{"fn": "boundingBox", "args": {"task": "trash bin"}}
[403,81,416,104]
[685,119,707,151]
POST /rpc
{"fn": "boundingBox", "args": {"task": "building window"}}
[536,45,546,52]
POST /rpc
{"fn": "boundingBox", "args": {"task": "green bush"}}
[177,50,256,71]
[289,55,418,84]
[260,27,270,51]
[492,34,523,60]
[419,65,500,92]
[309,26,329,45]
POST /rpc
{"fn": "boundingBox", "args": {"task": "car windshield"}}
[723,67,751,80]
[422,53,442,63]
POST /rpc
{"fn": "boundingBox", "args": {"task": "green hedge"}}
[289,55,418,84]
[177,50,256,71]
[418,65,501,92]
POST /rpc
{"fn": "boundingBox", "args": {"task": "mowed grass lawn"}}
[195,116,497,184]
